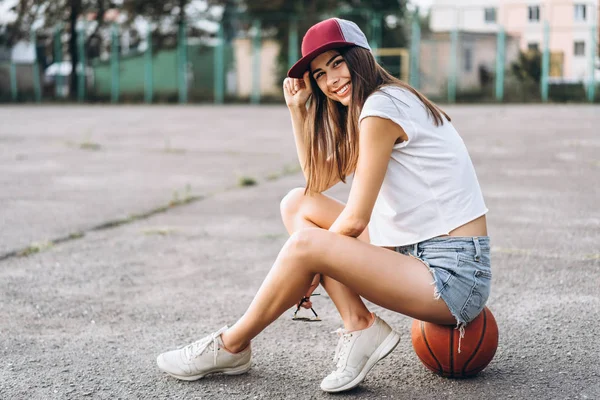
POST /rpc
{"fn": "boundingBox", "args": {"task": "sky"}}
[411,0,434,12]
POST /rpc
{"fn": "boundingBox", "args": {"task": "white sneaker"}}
[156,326,252,381]
[320,314,401,393]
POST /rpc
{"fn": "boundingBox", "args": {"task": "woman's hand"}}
[298,273,321,309]
[283,71,312,109]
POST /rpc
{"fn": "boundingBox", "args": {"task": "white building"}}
[429,0,600,81]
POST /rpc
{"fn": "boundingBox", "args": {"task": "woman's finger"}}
[301,300,312,309]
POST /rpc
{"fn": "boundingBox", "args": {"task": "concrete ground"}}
[0,104,598,400]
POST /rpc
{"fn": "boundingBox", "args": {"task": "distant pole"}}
[178,21,187,104]
[409,9,421,89]
[448,28,458,103]
[495,26,505,102]
[288,17,299,70]
[77,24,86,102]
[31,28,41,102]
[54,25,63,98]
[9,57,17,102]
[371,12,381,62]
[214,23,225,104]
[587,24,597,102]
[144,28,153,103]
[111,23,119,103]
[540,21,550,102]
[251,19,261,105]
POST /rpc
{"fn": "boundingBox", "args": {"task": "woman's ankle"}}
[343,312,375,332]
[220,331,250,354]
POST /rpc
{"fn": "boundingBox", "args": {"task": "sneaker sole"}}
[161,360,252,381]
[321,330,401,393]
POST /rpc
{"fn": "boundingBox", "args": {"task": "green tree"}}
[511,49,542,84]
[230,0,408,80]
[1,0,113,98]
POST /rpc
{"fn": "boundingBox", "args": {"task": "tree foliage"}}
[234,0,409,80]
[511,49,542,84]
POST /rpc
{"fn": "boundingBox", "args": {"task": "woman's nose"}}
[328,75,340,89]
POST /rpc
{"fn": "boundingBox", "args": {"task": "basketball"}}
[411,307,498,378]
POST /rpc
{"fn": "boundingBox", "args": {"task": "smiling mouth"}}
[334,83,351,96]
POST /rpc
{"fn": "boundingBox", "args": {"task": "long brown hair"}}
[304,46,450,193]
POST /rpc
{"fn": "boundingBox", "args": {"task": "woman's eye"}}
[315,72,324,79]
[333,59,343,67]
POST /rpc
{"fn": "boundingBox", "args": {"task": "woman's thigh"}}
[280,188,370,242]
[291,228,455,325]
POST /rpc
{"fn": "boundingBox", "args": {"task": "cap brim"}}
[287,42,355,78]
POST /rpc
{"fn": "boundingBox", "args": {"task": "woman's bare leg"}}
[220,189,455,353]
[279,188,373,331]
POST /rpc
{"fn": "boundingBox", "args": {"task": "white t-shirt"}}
[359,85,488,247]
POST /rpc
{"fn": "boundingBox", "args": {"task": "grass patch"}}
[281,163,302,176]
[238,176,258,187]
[142,227,177,236]
[79,141,102,151]
[264,164,302,182]
[17,241,53,257]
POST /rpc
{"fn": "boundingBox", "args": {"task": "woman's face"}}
[309,50,352,106]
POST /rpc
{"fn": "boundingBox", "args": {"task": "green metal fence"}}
[1,9,598,104]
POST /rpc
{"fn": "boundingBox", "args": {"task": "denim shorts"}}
[395,236,492,327]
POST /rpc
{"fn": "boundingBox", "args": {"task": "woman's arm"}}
[329,116,405,237]
[287,105,310,181]
[283,72,313,181]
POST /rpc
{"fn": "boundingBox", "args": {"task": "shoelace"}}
[183,330,223,365]
[331,328,353,370]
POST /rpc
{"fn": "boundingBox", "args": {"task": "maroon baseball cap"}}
[287,18,371,78]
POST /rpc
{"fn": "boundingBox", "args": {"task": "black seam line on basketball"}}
[449,323,454,378]
[421,321,443,374]
[462,308,488,375]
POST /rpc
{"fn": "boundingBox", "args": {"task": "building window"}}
[528,5,540,22]
[484,8,497,23]
[528,42,540,52]
[464,48,473,72]
[574,41,585,56]
[574,4,586,21]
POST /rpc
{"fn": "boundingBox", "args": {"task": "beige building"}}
[419,31,521,96]
[429,0,600,81]
[232,38,281,99]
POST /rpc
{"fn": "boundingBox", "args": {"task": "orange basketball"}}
[411,307,498,378]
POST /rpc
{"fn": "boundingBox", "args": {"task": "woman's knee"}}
[283,227,325,267]
[280,187,307,220]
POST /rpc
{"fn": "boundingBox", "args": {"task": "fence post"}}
[214,23,225,104]
[178,21,188,104]
[288,17,299,70]
[371,12,382,62]
[145,28,153,104]
[54,25,63,98]
[540,21,550,102]
[77,24,86,102]
[111,23,119,103]
[9,57,17,102]
[588,24,597,102]
[495,26,505,102]
[409,10,421,89]
[448,28,458,103]
[31,28,41,102]
[251,19,261,105]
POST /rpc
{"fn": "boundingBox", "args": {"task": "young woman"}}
[157,18,491,393]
